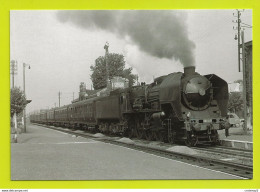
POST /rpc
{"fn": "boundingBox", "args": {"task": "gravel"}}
[117,137,135,144]
[93,133,105,138]
[166,146,198,155]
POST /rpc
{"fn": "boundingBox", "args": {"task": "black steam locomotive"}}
[30,66,230,146]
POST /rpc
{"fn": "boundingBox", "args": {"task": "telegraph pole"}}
[241,30,248,133]
[233,10,242,72]
[58,91,61,107]
[233,10,252,133]
[237,10,241,72]
[10,60,17,88]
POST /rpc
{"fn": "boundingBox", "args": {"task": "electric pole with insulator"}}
[10,60,17,88]
[241,30,248,133]
[233,9,242,72]
[233,10,252,133]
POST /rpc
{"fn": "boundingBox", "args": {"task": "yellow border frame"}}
[0,0,259,189]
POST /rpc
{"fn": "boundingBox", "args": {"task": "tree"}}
[228,92,243,113]
[11,87,27,117]
[122,67,137,88]
[90,53,137,90]
[233,79,251,108]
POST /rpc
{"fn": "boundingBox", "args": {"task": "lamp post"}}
[23,63,30,133]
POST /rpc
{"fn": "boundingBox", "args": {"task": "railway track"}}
[190,146,252,168]
[34,123,253,179]
[191,147,253,161]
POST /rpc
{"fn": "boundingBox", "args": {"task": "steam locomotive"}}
[30,66,230,146]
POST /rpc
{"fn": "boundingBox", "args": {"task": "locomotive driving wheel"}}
[154,131,161,141]
[155,131,166,142]
[167,134,175,144]
[128,121,137,138]
[144,130,154,141]
[128,128,137,138]
[152,131,158,141]
[135,119,145,139]
[185,138,197,147]
[136,129,145,139]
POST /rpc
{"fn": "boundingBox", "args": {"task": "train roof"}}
[69,95,105,107]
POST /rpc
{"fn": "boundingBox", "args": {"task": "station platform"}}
[11,124,243,180]
[218,126,253,150]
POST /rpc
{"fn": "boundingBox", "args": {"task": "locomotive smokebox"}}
[184,66,196,76]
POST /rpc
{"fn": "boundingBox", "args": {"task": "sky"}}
[10,10,252,114]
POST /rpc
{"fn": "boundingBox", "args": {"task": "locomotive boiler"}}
[123,66,230,146]
[30,66,230,146]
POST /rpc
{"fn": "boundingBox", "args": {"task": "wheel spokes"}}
[136,130,144,139]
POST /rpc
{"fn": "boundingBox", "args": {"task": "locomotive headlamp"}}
[186,112,191,118]
[203,119,211,123]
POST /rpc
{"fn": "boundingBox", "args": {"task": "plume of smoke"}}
[57,10,195,67]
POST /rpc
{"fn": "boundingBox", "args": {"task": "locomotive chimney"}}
[184,66,195,76]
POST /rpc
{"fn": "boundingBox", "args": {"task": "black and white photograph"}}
[10,10,253,180]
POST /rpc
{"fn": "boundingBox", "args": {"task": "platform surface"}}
[11,124,243,180]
